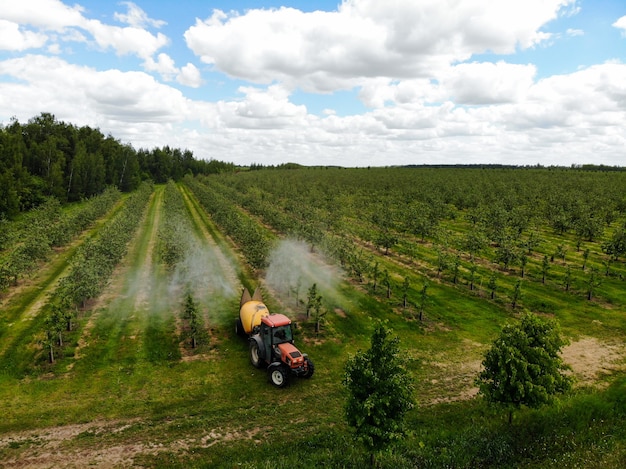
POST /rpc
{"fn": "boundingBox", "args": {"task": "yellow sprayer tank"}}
[239,288,270,334]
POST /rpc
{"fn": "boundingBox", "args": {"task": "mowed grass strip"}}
[76,186,165,372]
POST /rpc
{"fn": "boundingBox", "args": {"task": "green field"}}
[1,167,626,468]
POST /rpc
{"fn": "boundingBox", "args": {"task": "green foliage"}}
[181,292,205,349]
[373,210,398,255]
[494,236,519,270]
[602,221,626,260]
[487,273,497,299]
[382,269,392,298]
[306,283,321,319]
[463,228,487,259]
[343,323,415,458]
[586,267,601,300]
[476,312,572,422]
[401,276,410,307]
[417,281,428,320]
[158,180,192,269]
[511,279,522,308]
[563,264,572,291]
[541,255,550,283]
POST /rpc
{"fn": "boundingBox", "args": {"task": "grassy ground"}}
[0,180,625,468]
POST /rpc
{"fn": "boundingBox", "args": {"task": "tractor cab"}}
[260,314,296,364]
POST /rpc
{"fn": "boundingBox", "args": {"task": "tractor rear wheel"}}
[268,364,289,388]
[249,340,263,369]
[235,318,244,336]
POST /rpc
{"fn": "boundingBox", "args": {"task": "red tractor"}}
[236,288,314,387]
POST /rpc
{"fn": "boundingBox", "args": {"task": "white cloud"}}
[613,15,626,36]
[184,0,573,93]
[0,0,85,31]
[47,43,62,54]
[356,61,537,109]
[143,55,204,87]
[177,63,202,88]
[217,85,308,129]
[0,20,48,51]
[114,1,166,29]
[2,53,625,167]
[0,55,188,142]
[440,62,537,105]
[143,52,178,80]
[566,28,584,36]
[0,1,170,62]
[84,18,169,59]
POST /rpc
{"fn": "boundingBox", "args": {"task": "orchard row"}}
[42,182,153,363]
[0,187,121,291]
[188,167,626,320]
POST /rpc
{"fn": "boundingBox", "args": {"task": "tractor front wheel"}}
[268,364,290,388]
[303,357,315,378]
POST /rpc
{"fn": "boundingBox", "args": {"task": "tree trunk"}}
[67,165,73,195]
[119,154,128,186]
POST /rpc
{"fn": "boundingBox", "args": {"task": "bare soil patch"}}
[562,336,626,386]
[423,336,626,406]
[0,419,263,469]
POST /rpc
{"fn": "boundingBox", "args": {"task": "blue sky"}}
[1,0,625,167]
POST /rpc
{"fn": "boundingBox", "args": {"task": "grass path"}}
[177,183,240,327]
[178,183,240,291]
[73,186,165,371]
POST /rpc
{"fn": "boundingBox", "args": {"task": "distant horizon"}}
[2,0,625,167]
[242,162,626,170]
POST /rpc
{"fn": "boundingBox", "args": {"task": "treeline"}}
[0,113,235,218]
[248,162,304,171]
